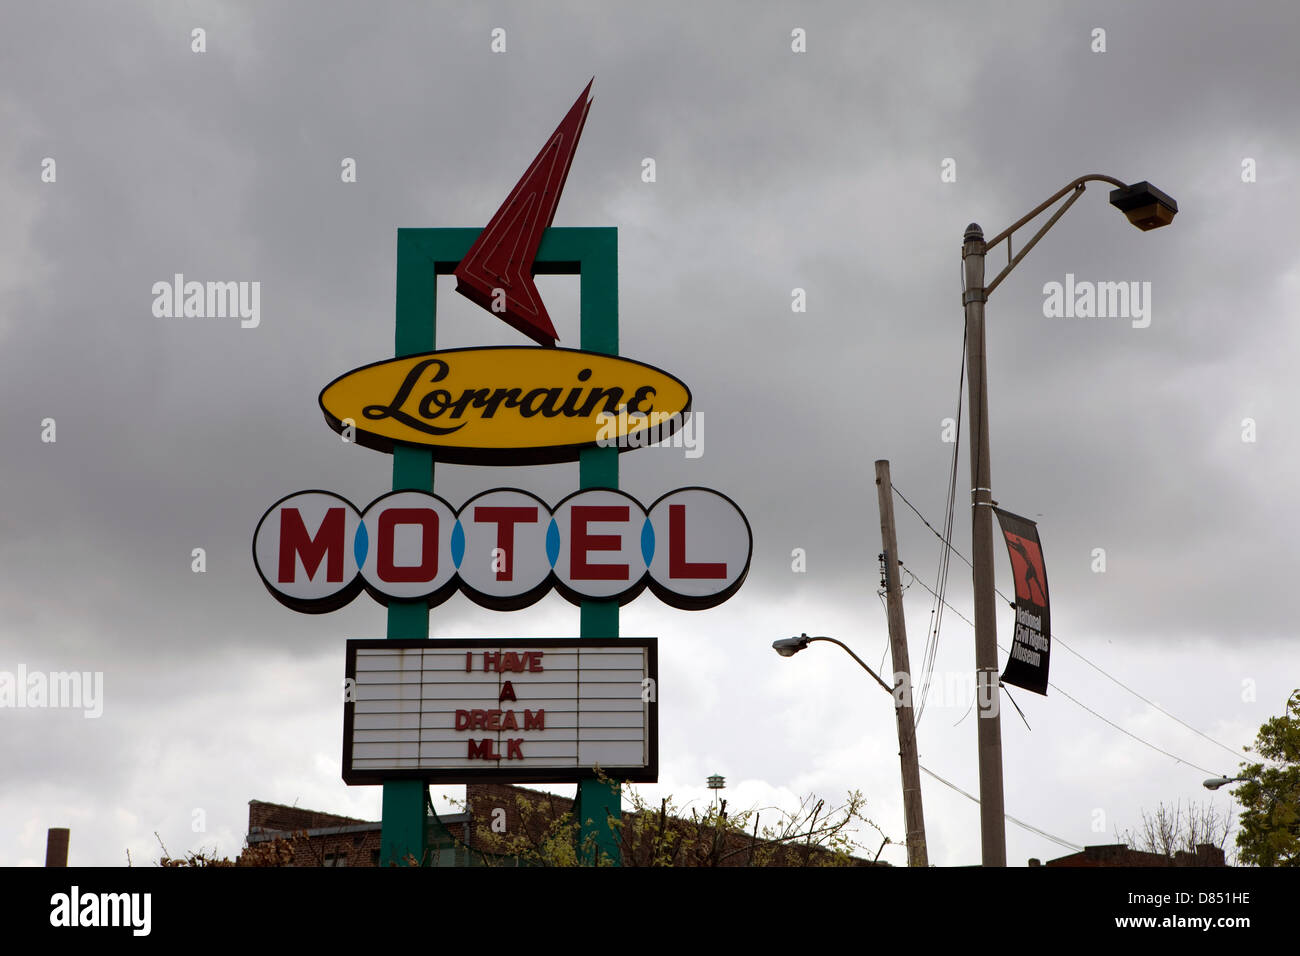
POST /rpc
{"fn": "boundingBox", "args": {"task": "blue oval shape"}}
[450,521,465,568]
[354,522,369,567]
[546,518,560,567]
[641,518,655,566]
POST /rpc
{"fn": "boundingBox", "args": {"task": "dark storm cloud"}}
[1,1,1296,866]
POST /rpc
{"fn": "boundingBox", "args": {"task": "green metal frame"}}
[378,226,622,866]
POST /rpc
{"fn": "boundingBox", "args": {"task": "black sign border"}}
[256,488,751,613]
[318,345,694,465]
[342,637,659,785]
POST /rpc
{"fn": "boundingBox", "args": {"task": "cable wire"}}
[918,764,1083,853]
[892,487,1255,764]
[915,323,966,727]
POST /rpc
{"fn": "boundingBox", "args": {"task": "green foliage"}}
[1235,689,1300,867]
[453,778,892,867]
[451,788,606,867]
[616,785,885,867]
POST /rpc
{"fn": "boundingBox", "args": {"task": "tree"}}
[1116,800,1233,863]
[455,780,894,867]
[458,787,595,867]
[147,830,299,867]
[1234,688,1300,867]
[616,786,888,867]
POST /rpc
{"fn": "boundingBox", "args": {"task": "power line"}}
[894,485,972,571]
[914,324,967,728]
[918,764,1083,853]
[1042,681,1220,777]
[898,540,1228,774]
[1049,638,1252,762]
[875,587,891,675]
[903,563,1222,772]
[832,624,1087,854]
[903,566,972,628]
[892,483,1254,763]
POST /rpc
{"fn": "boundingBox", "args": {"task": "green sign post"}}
[378,226,621,866]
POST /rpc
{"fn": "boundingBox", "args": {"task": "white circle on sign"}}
[357,490,458,604]
[551,488,647,604]
[646,487,752,609]
[457,488,554,610]
[253,490,363,612]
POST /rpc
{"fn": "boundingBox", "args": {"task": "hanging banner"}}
[995,508,1050,696]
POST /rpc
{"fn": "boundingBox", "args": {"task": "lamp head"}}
[1108,181,1178,230]
[772,633,812,658]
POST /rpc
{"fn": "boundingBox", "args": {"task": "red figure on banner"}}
[1004,532,1048,606]
[454,80,594,346]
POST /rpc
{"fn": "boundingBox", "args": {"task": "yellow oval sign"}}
[319,347,693,464]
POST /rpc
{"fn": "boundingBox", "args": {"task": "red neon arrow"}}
[454,79,593,346]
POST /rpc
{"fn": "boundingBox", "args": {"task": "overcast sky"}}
[3,0,1298,867]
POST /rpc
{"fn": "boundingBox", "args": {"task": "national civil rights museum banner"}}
[995,508,1051,696]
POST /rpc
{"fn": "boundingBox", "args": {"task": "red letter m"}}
[278,507,345,583]
[467,738,500,760]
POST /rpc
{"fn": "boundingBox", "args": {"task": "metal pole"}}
[574,228,622,866]
[379,230,440,867]
[962,223,1007,866]
[874,460,929,867]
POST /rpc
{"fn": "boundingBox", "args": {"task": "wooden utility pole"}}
[874,460,929,867]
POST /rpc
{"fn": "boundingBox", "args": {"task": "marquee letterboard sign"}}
[343,638,657,784]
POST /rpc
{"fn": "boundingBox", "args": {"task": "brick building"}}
[1029,843,1228,867]
[246,800,386,867]
[245,784,884,867]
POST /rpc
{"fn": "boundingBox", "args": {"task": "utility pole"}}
[962,223,1007,866]
[874,459,929,867]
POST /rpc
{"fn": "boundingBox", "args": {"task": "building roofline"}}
[249,813,471,844]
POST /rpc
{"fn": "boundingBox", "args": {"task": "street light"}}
[772,634,810,658]
[771,633,893,693]
[1108,181,1179,231]
[773,632,928,866]
[963,173,1177,867]
[1203,775,1253,791]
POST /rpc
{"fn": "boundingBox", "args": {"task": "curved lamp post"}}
[773,632,928,866]
[963,174,1177,866]
[771,633,893,692]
